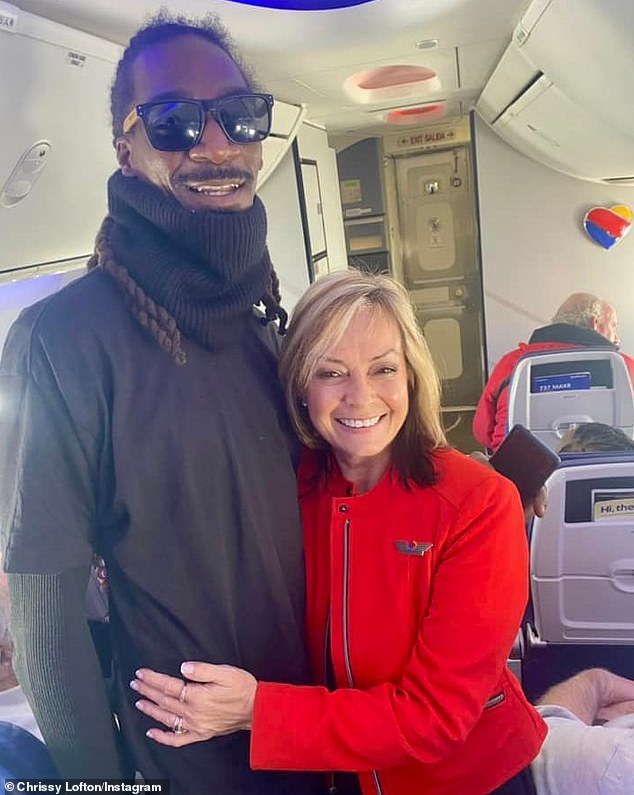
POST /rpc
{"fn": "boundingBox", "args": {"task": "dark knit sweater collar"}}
[106,170,272,349]
[529,322,617,349]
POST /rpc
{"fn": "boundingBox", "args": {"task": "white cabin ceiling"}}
[11,0,532,133]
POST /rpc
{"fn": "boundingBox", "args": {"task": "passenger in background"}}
[0,11,319,794]
[531,668,634,795]
[558,422,634,453]
[474,292,634,451]
[131,271,546,795]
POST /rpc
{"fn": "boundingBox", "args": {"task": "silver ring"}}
[178,683,187,703]
[173,715,186,735]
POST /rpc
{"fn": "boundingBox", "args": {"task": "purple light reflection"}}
[225,0,375,9]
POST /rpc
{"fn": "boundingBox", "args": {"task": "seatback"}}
[530,451,634,645]
[507,347,634,451]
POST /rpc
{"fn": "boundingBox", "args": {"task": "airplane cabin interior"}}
[1,0,634,788]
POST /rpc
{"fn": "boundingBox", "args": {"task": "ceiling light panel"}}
[225,0,376,9]
[344,64,442,104]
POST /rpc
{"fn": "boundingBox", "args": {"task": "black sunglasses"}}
[122,93,274,151]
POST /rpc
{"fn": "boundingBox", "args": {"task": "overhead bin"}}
[476,0,634,184]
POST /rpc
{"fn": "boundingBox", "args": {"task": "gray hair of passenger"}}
[279,270,446,486]
[558,422,634,453]
[551,293,605,328]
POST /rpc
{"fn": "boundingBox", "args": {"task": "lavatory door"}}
[393,146,485,451]
[394,146,479,289]
[413,288,484,451]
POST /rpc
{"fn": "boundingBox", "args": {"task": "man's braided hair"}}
[93,9,287,365]
[87,218,187,364]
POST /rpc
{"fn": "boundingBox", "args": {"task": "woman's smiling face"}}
[305,306,409,489]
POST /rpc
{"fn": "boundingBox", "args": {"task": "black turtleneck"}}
[106,171,275,350]
[529,322,617,349]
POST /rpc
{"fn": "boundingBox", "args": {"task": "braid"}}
[259,261,288,335]
[270,265,283,305]
[91,217,187,365]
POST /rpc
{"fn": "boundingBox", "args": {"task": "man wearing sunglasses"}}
[0,11,319,795]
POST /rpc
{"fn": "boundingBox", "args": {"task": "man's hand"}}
[470,451,548,523]
[530,485,548,520]
[539,668,634,725]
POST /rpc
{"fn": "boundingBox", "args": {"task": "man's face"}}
[116,35,263,212]
[597,303,620,347]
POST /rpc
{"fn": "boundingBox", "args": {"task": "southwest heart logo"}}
[583,204,633,249]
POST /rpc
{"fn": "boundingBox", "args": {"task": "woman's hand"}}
[131,662,257,747]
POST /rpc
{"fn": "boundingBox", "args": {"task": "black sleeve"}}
[8,568,126,778]
[0,307,102,574]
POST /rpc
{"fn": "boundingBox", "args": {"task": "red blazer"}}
[251,448,546,795]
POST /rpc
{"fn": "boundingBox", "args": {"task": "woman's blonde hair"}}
[279,270,446,485]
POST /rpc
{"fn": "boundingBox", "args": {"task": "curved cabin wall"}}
[0,1,121,273]
[474,115,634,375]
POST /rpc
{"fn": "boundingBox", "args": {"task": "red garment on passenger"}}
[250,448,547,795]
[473,337,634,452]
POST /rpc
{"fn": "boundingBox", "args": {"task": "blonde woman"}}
[132,271,546,795]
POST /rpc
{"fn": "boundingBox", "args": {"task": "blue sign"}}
[532,372,592,393]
